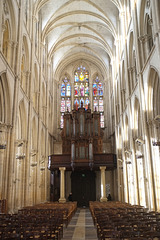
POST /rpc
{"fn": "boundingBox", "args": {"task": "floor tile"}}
[62,208,98,240]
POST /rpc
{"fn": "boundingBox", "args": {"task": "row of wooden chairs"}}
[89,201,160,240]
[0,201,77,239]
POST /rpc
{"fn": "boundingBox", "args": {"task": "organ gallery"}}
[48,102,116,206]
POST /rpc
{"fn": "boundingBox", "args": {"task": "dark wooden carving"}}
[48,103,117,171]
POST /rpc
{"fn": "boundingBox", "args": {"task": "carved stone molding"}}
[135,137,145,145]
[30,149,37,157]
[3,1,9,15]
[152,141,160,146]
[138,34,150,43]
[15,139,26,147]
[30,162,37,167]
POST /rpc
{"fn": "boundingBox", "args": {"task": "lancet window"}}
[74,66,89,110]
[93,76,104,128]
[60,77,71,128]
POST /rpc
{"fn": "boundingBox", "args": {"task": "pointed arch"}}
[0,72,11,124]
[133,97,142,138]
[32,63,39,111]
[2,20,10,61]
[148,68,160,120]
[31,117,38,151]
[21,36,30,94]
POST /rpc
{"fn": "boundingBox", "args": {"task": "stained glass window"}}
[60,69,104,128]
[98,82,103,95]
[74,98,79,110]
[74,84,79,96]
[85,98,90,110]
[93,83,98,96]
[61,83,65,96]
[66,84,71,96]
[60,77,71,127]
[94,99,98,111]
[60,114,64,128]
[85,83,89,96]
[66,100,71,111]
[93,76,104,128]
[74,66,89,110]
[80,84,84,96]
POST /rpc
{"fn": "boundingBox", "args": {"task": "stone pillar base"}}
[59,198,66,203]
[100,197,108,202]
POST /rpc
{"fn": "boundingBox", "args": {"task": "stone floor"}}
[62,208,98,240]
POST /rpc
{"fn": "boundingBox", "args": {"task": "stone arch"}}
[148,67,160,120]
[128,31,137,91]
[133,97,142,138]
[32,63,39,111]
[139,0,153,62]
[124,115,129,145]
[0,72,11,124]
[2,20,10,60]
[158,1,160,26]
[2,0,17,67]
[21,36,30,93]
[147,68,160,211]
[24,0,31,29]
[4,0,17,41]
[16,100,27,140]
[145,13,153,52]
[117,126,122,155]
[31,117,38,152]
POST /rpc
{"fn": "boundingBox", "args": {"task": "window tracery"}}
[60,68,104,128]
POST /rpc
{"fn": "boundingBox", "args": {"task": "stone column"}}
[138,35,146,66]
[71,140,75,170]
[0,127,7,199]
[71,82,74,109]
[100,166,107,202]
[59,167,66,203]
[89,138,93,160]
[12,41,17,71]
[89,138,93,169]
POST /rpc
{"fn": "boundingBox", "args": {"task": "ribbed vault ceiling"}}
[34,0,121,76]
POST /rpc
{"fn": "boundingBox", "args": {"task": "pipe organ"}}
[61,102,103,170]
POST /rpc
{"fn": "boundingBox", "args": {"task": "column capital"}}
[59,167,66,171]
[2,24,6,33]
[138,34,150,43]
[100,166,106,171]
[32,15,38,22]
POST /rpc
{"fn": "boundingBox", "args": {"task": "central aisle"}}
[62,208,98,240]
